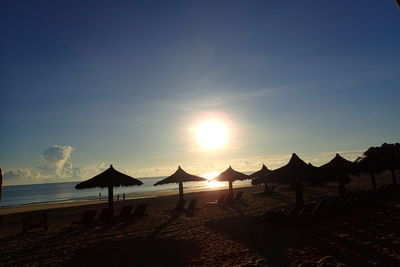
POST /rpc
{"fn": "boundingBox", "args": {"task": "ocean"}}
[0,177,251,207]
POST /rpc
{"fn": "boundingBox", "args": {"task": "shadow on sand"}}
[68,237,200,267]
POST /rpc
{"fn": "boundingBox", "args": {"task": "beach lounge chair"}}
[185,199,198,216]
[263,204,304,224]
[98,208,113,222]
[225,193,234,203]
[175,199,186,211]
[234,191,244,201]
[293,202,318,223]
[117,205,133,219]
[132,204,147,218]
[71,210,97,226]
[186,199,198,211]
[206,194,227,205]
[22,212,48,233]
[309,200,328,219]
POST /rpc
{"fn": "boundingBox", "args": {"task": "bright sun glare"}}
[195,120,229,150]
[202,171,224,189]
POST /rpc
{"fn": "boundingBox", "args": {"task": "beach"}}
[1,172,400,266]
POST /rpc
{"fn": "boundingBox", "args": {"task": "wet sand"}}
[1,174,400,266]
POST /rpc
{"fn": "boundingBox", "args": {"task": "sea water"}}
[0,177,251,207]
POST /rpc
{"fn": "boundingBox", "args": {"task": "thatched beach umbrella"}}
[319,154,359,196]
[250,164,272,193]
[267,153,322,206]
[75,165,143,215]
[213,166,249,194]
[154,166,207,201]
[356,147,385,192]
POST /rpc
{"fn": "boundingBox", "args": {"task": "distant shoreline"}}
[0,183,251,215]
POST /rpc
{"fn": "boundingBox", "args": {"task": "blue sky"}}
[1,1,399,185]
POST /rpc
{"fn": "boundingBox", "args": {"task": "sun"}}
[195,120,229,150]
[202,171,224,188]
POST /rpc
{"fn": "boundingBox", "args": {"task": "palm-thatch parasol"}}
[319,154,359,196]
[75,165,143,215]
[250,164,272,193]
[154,166,207,201]
[267,153,322,206]
[213,166,249,194]
[356,147,386,192]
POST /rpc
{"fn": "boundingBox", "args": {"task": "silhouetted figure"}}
[122,193,126,200]
[99,192,101,199]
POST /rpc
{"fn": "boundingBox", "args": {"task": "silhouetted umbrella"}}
[319,154,359,196]
[396,0,400,9]
[356,147,386,191]
[267,153,322,206]
[154,166,207,200]
[75,165,142,215]
[250,164,272,193]
[213,166,249,194]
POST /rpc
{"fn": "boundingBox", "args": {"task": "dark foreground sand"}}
[1,174,400,266]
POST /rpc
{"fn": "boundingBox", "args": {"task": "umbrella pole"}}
[229,181,233,194]
[295,183,304,207]
[264,182,269,193]
[338,181,346,196]
[391,169,397,186]
[370,172,377,192]
[108,186,114,215]
[179,182,184,201]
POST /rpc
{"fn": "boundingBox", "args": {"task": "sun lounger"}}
[118,205,133,219]
[234,191,244,201]
[309,200,328,219]
[22,212,48,233]
[225,193,234,203]
[98,209,113,222]
[206,194,227,205]
[263,204,304,224]
[293,202,318,223]
[132,204,147,218]
[185,199,198,216]
[71,210,97,226]
[186,199,198,211]
[175,199,186,211]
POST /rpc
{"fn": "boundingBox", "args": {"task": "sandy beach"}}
[1,172,400,266]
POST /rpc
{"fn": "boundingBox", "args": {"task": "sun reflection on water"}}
[202,171,225,189]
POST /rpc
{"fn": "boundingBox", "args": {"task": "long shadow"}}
[320,229,400,265]
[225,203,247,217]
[205,216,291,266]
[0,225,97,264]
[149,212,183,238]
[259,193,293,204]
[67,237,201,266]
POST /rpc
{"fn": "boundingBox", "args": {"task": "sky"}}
[1,0,399,185]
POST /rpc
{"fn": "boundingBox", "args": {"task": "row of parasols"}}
[74,152,385,215]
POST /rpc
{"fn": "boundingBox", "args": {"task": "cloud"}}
[42,145,74,176]
[2,145,108,185]
[3,168,33,181]
[158,88,275,112]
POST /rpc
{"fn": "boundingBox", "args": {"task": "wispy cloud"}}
[157,87,276,112]
[3,145,107,185]
[3,146,365,185]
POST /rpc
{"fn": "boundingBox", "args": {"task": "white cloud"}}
[42,145,74,176]
[3,168,33,181]
[3,145,108,185]
[3,147,365,185]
